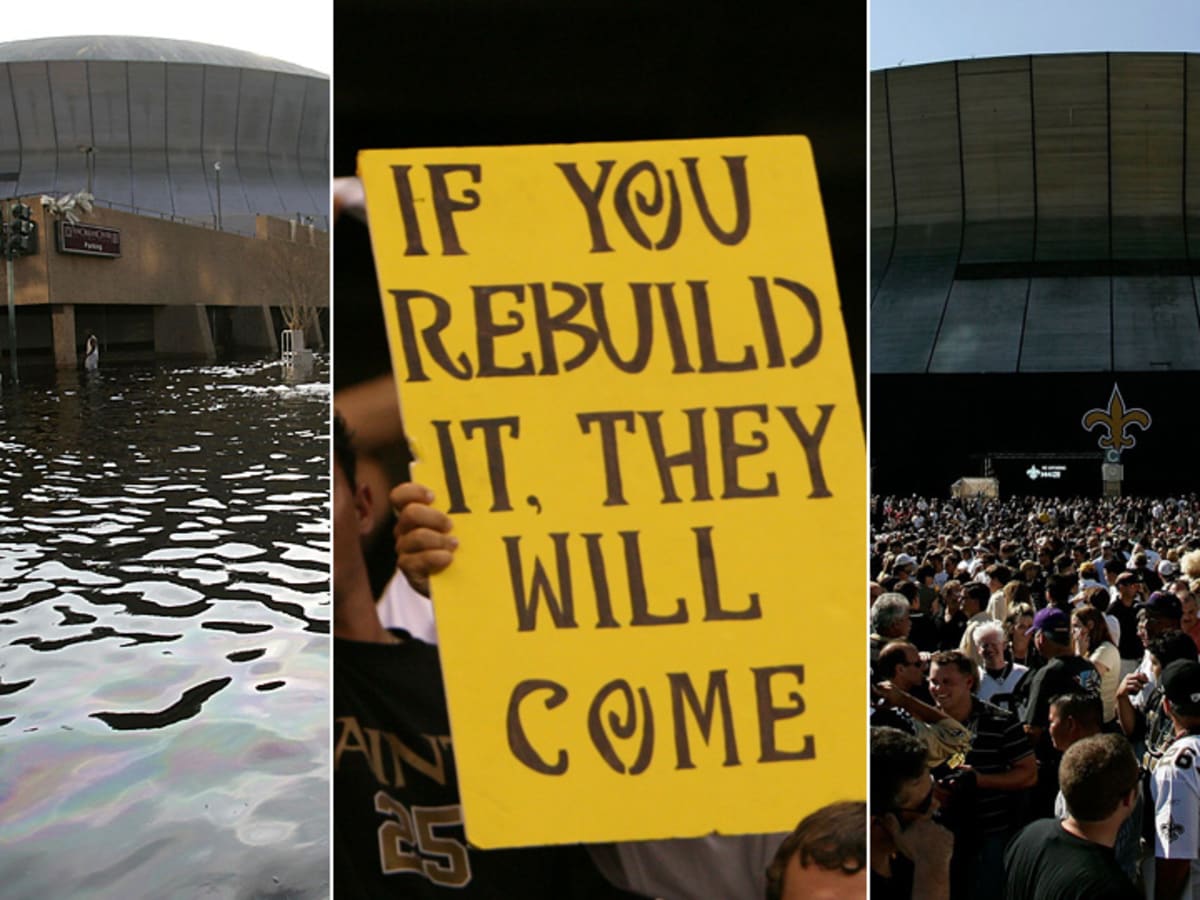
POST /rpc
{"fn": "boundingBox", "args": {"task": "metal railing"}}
[5,187,330,236]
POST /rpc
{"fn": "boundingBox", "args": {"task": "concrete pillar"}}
[50,303,78,368]
[231,305,278,353]
[154,305,215,359]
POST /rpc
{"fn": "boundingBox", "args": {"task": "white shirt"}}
[1089,641,1122,722]
[1105,613,1122,650]
[1151,732,1200,899]
[1132,651,1157,710]
[986,589,1009,622]
[376,573,438,643]
[977,661,1029,704]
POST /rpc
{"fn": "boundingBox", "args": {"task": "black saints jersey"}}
[334,633,642,899]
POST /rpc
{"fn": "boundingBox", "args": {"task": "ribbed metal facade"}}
[872,52,1200,374]
[0,36,329,236]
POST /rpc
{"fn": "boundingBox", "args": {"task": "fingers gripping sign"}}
[391,482,458,598]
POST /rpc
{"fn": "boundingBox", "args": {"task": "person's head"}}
[1004,602,1036,650]
[985,563,1012,591]
[1181,548,1200,582]
[1028,607,1072,657]
[1002,579,1031,611]
[871,594,911,639]
[974,621,1007,671]
[1138,591,1183,646]
[333,414,372,593]
[893,580,919,608]
[942,579,963,610]
[892,553,917,579]
[765,802,866,900]
[1162,659,1200,729]
[1181,592,1199,630]
[1147,630,1200,680]
[929,650,977,715]
[1071,605,1114,651]
[877,641,924,691]
[1046,573,1077,609]
[1059,733,1139,824]
[1115,571,1140,604]
[333,412,357,490]
[1019,559,1040,583]
[1081,585,1111,614]
[961,582,989,617]
[1048,692,1103,752]
[870,727,933,838]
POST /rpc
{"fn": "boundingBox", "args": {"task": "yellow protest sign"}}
[359,136,864,848]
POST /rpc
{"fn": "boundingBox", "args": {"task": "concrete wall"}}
[7,200,329,312]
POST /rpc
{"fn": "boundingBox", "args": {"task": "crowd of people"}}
[869,493,1200,899]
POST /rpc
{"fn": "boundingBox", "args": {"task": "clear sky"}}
[5,0,331,75]
[871,0,1200,70]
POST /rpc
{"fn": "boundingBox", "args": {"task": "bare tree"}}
[266,226,328,338]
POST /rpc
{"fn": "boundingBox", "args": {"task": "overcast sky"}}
[871,0,1200,69]
[5,0,331,74]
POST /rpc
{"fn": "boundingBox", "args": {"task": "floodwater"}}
[0,360,330,899]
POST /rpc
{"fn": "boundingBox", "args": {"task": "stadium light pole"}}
[77,145,94,195]
[213,160,222,230]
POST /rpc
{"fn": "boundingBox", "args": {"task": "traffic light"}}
[8,202,36,257]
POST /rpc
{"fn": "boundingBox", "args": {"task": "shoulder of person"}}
[1161,733,1200,772]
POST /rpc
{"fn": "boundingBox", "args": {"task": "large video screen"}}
[990,457,1103,498]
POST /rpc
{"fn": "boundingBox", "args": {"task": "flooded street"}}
[0,360,329,898]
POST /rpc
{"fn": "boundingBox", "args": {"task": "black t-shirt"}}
[870,854,914,900]
[334,633,642,899]
[1004,819,1140,900]
[1024,655,1100,757]
[908,611,939,653]
[937,610,968,651]
[1110,602,1142,660]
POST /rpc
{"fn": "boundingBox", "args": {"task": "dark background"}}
[872,373,1189,498]
[333,0,866,417]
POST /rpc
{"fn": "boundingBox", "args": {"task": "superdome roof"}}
[0,35,325,78]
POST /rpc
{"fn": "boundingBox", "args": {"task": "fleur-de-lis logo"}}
[1081,384,1151,453]
[1162,817,1185,843]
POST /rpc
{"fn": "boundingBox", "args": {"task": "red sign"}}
[57,222,121,258]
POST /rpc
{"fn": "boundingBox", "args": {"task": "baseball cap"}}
[1162,659,1200,709]
[1025,607,1070,637]
[1138,591,1183,620]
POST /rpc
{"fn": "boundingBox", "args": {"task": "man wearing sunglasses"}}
[869,726,953,900]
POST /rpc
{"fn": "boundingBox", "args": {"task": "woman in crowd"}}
[1072,605,1121,728]
[1005,603,1038,669]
